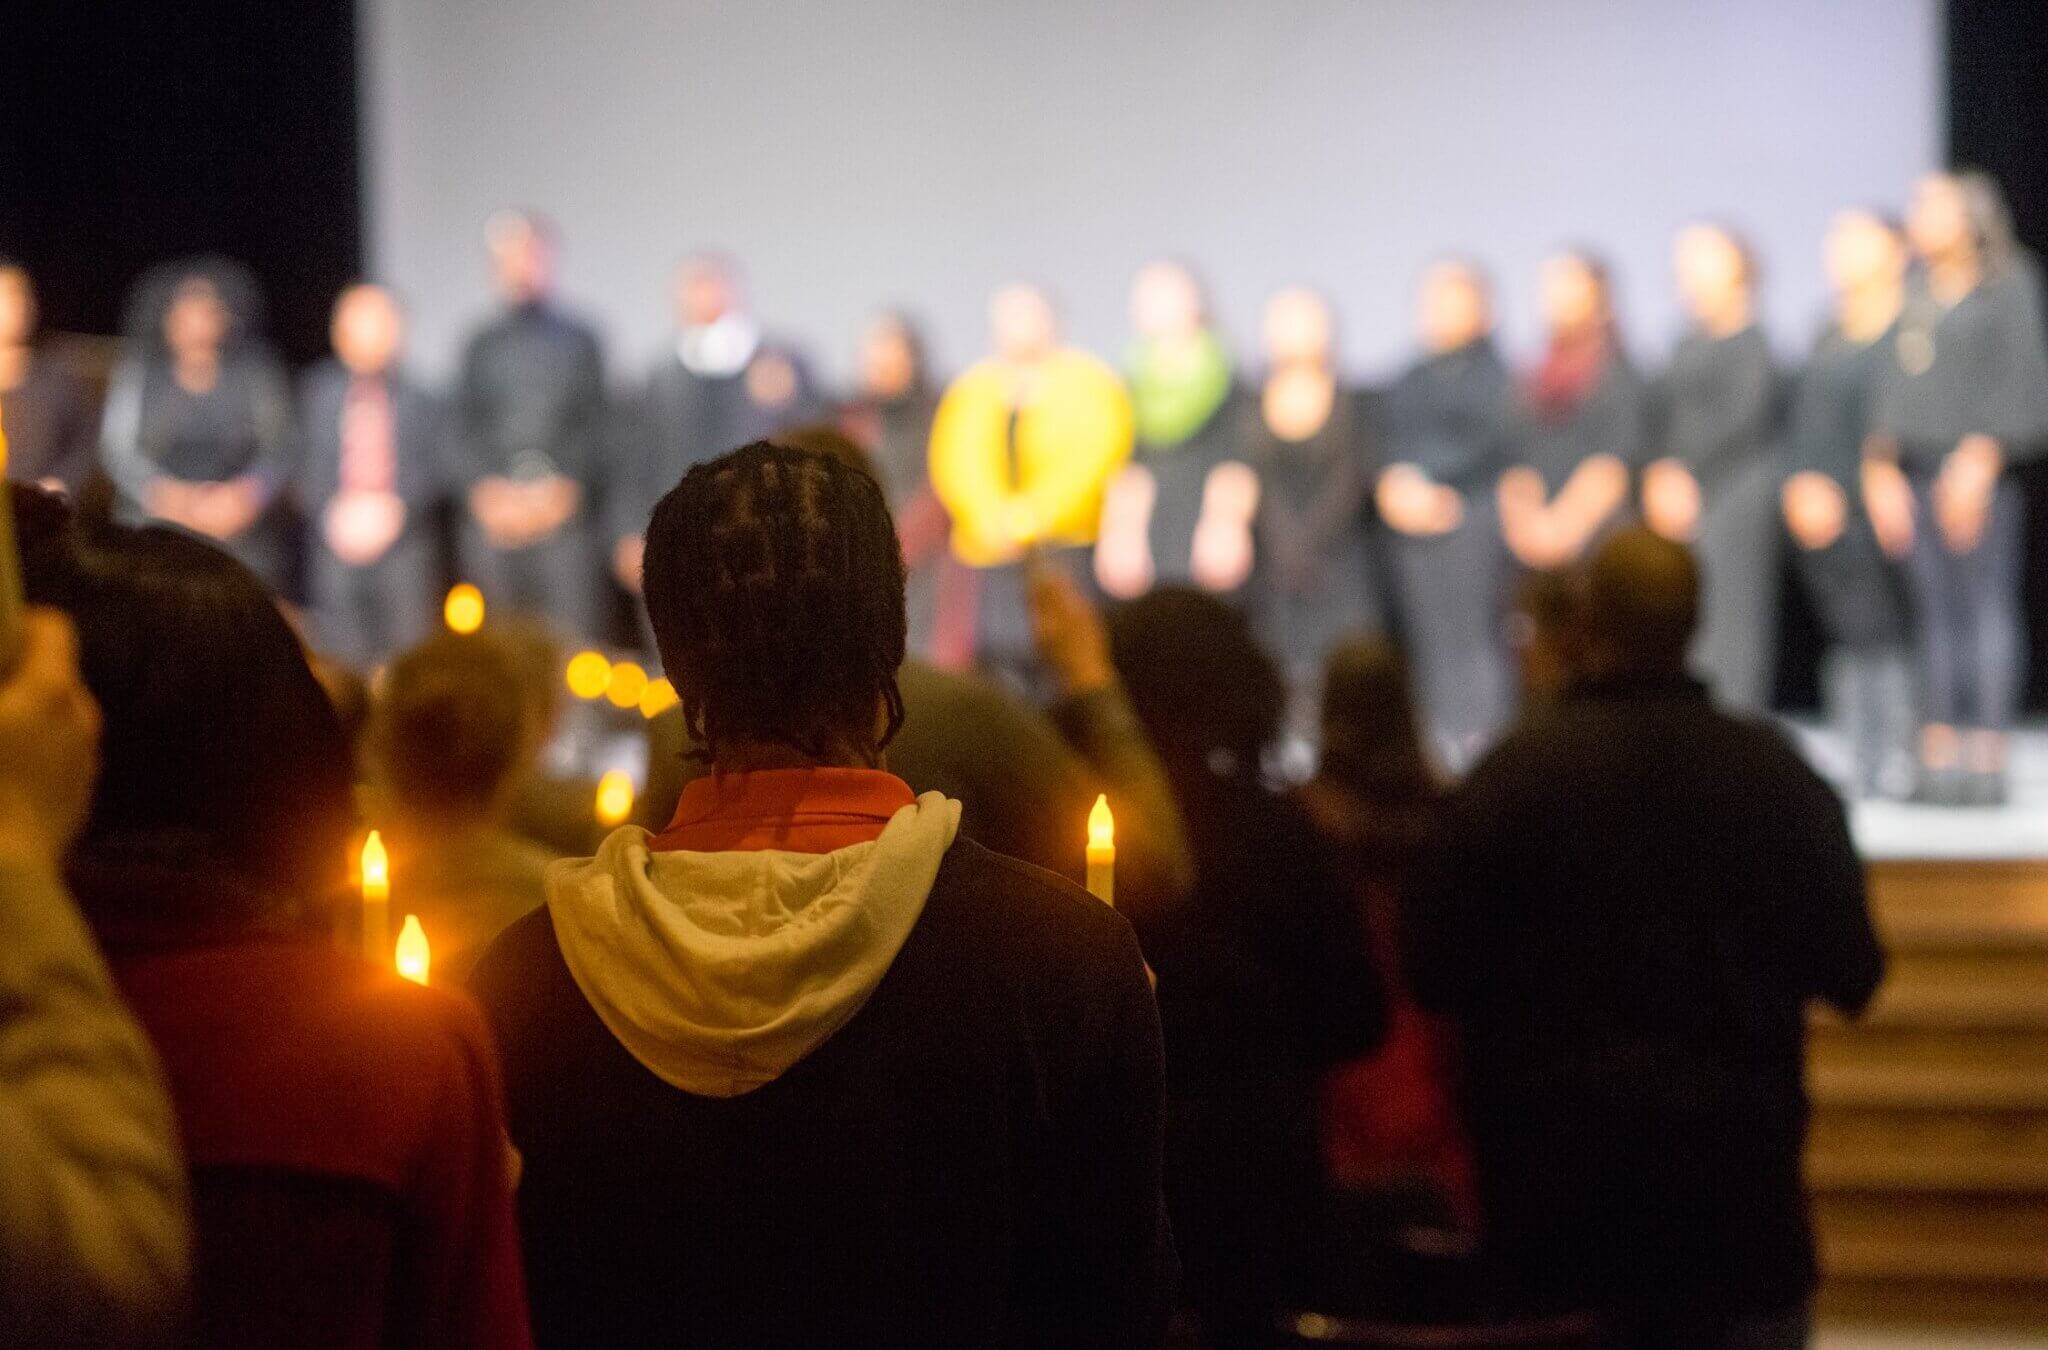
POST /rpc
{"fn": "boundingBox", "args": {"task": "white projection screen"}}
[360,0,1941,385]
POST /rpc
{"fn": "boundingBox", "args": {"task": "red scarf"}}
[1525,325,1612,420]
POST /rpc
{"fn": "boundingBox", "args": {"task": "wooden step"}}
[1816,1192,2048,1283]
[1818,1274,2048,1328]
[1866,860,2048,951]
[1808,1025,2048,1109]
[1808,1109,2048,1191]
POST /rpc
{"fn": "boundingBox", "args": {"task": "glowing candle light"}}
[1085,794,1115,907]
[638,676,678,719]
[360,830,390,962]
[394,914,430,985]
[565,650,612,700]
[442,583,485,635]
[605,661,648,709]
[596,769,635,827]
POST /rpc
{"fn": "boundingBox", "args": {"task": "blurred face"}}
[1261,287,1332,365]
[1417,263,1488,352]
[1129,261,1203,341]
[1539,254,1605,334]
[676,261,737,328]
[164,279,228,357]
[331,285,404,374]
[858,318,918,400]
[487,218,554,303]
[1673,225,1747,320]
[990,284,1057,362]
[0,267,34,346]
[1824,211,1904,294]
[1906,173,1972,261]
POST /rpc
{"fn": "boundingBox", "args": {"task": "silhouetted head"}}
[1580,527,1700,680]
[1109,587,1285,782]
[24,514,354,917]
[1318,636,1435,801]
[642,441,906,767]
[372,631,539,825]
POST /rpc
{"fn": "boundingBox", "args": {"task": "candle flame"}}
[394,914,430,985]
[1088,794,1114,849]
[596,769,635,827]
[442,583,485,635]
[361,829,389,901]
[605,661,648,709]
[565,650,612,700]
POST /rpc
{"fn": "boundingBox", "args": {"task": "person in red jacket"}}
[22,497,532,1350]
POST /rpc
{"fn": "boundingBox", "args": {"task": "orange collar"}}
[650,767,916,855]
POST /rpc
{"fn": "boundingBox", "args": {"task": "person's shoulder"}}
[244,942,501,1089]
[928,836,1140,970]
[467,902,566,1007]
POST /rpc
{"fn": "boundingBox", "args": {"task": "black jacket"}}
[1408,674,1883,1316]
[469,836,1175,1350]
[293,360,445,518]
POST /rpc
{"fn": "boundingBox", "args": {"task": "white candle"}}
[360,830,390,962]
[1085,794,1115,907]
[394,914,430,986]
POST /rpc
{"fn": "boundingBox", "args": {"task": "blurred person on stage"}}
[296,283,444,667]
[452,211,606,637]
[22,509,531,1349]
[1095,259,1250,603]
[1410,528,1883,1349]
[1243,287,1379,728]
[1500,250,1644,575]
[1375,260,1518,768]
[0,259,99,495]
[609,252,822,610]
[472,441,1174,1348]
[840,312,962,664]
[369,630,556,986]
[1644,223,1785,713]
[1784,210,1916,799]
[1110,587,1385,1350]
[100,257,294,589]
[1868,170,2048,805]
[0,597,190,1349]
[929,282,1132,692]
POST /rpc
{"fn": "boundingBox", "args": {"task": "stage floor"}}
[1786,721,2048,862]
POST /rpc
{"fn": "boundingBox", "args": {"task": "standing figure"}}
[1869,171,2048,805]
[929,283,1132,691]
[611,253,822,605]
[100,257,293,588]
[297,284,443,667]
[1376,260,1518,766]
[452,211,606,636]
[1096,260,1250,601]
[1243,287,1376,713]
[1784,211,1916,799]
[1643,224,1785,712]
[843,312,958,663]
[0,260,97,494]
[1501,250,1644,575]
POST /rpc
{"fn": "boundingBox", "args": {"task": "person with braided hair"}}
[470,441,1174,1349]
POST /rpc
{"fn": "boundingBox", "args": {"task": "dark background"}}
[2,1,2044,707]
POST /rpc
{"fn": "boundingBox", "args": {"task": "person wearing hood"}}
[1375,260,1518,768]
[609,252,824,616]
[1642,223,1785,713]
[0,260,99,495]
[1095,260,1250,604]
[470,441,1174,1349]
[99,257,294,589]
[452,211,607,637]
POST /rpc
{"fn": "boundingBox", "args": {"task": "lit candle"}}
[360,829,390,962]
[442,583,485,634]
[638,676,679,719]
[565,649,612,701]
[605,661,648,709]
[1086,794,1115,906]
[394,914,430,985]
[596,769,635,828]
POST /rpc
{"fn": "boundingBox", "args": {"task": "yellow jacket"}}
[929,350,1133,567]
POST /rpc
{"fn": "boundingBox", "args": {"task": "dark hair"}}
[1584,527,1700,673]
[1109,587,1284,776]
[120,254,264,352]
[372,632,533,819]
[1318,636,1436,802]
[24,515,353,912]
[775,422,882,484]
[642,441,907,763]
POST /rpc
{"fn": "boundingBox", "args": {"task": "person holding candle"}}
[1106,586,1386,1350]
[471,441,1174,1348]
[296,283,446,668]
[20,504,533,1350]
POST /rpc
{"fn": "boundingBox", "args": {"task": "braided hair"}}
[643,440,907,764]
